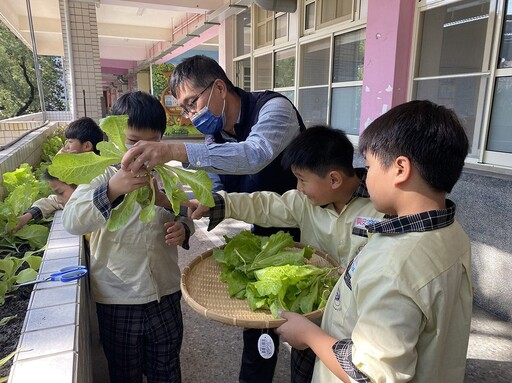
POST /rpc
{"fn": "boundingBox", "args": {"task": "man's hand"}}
[185,199,211,219]
[107,168,149,202]
[121,141,183,172]
[164,220,186,246]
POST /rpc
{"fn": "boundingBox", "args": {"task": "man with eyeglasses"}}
[121,55,306,383]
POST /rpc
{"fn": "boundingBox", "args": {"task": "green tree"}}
[0,22,65,120]
[152,63,175,100]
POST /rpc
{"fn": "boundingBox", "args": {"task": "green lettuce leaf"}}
[252,231,295,266]
[13,224,49,249]
[47,114,213,230]
[99,115,128,152]
[14,268,38,284]
[162,164,214,208]
[213,230,338,318]
[248,246,313,271]
[107,190,138,231]
[49,152,119,185]
[139,181,156,223]
[2,163,37,193]
[97,140,125,159]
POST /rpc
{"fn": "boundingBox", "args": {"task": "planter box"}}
[7,212,94,383]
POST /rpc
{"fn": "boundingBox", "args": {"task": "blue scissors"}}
[16,265,88,286]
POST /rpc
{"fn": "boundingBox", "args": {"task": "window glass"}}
[414,76,489,157]
[275,48,295,88]
[235,59,251,91]
[305,2,315,30]
[236,8,251,56]
[300,38,330,86]
[299,87,328,126]
[417,0,490,77]
[487,77,512,153]
[255,7,273,48]
[498,1,512,68]
[279,90,295,104]
[276,13,287,40]
[254,54,272,91]
[332,29,365,82]
[320,0,352,25]
[331,86,361,135]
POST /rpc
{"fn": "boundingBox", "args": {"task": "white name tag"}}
[257,333,275,359]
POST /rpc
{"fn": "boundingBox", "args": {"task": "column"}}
[360,0,416,131]
[59,0,102,121]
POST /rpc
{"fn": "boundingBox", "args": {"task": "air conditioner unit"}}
[254,0,297,12]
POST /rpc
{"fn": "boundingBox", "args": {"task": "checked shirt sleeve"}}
[333,339,372,382]
[206,192,226,231]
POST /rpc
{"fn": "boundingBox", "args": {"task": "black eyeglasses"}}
[181,80,215,117]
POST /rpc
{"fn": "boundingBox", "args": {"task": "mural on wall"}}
[159,68,202,137]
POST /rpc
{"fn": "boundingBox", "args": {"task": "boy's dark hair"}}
[281,125,355,177]
[170,55,236,98]
[111,91,166,135]
[359,100,469,193]
[65,117,104,154]
[43,169,77,189]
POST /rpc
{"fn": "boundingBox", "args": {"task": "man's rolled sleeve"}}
[184,142,213,169]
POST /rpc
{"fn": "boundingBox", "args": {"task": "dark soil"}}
[0,285,32,378]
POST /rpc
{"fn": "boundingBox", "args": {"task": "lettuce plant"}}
[0,248,42,305]
[1,165,50,249]
[213,231,338,318]
[48,115,214,231]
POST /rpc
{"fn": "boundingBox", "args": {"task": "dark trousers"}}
[291,347,316,383]
[239,328,280,383]
[96,292,183,383]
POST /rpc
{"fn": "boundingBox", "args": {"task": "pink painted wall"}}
[360,0,416,132]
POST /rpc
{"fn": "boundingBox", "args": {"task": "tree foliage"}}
[0,22,65,120]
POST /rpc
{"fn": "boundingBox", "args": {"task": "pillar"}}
[59,0,102,121]
[360,0,416,131]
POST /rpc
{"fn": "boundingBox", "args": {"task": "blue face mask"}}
[190,87,226,135]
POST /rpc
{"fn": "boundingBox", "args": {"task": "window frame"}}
[302,0,356,35]
[411,0,512,169]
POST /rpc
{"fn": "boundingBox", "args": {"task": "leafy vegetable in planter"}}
[1,132,64,307]
[1,164,50,248]
[0,247,43,305]
[48,115,214,231]
[213,230,338,318]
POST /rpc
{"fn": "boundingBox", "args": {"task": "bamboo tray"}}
[181,243,340,329]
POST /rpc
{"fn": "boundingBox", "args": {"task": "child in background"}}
[276,100,472,383]
[62,91,193,383]
[184,126,384,383]
[16,169,76,221]
[13,117,103,232]
[59,116,104,154]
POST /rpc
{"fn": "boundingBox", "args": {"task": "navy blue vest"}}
[213,88,306,240]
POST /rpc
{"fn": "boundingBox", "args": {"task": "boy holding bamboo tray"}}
[182,125,384,383]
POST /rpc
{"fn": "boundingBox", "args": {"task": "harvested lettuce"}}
[214,230,338,318]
